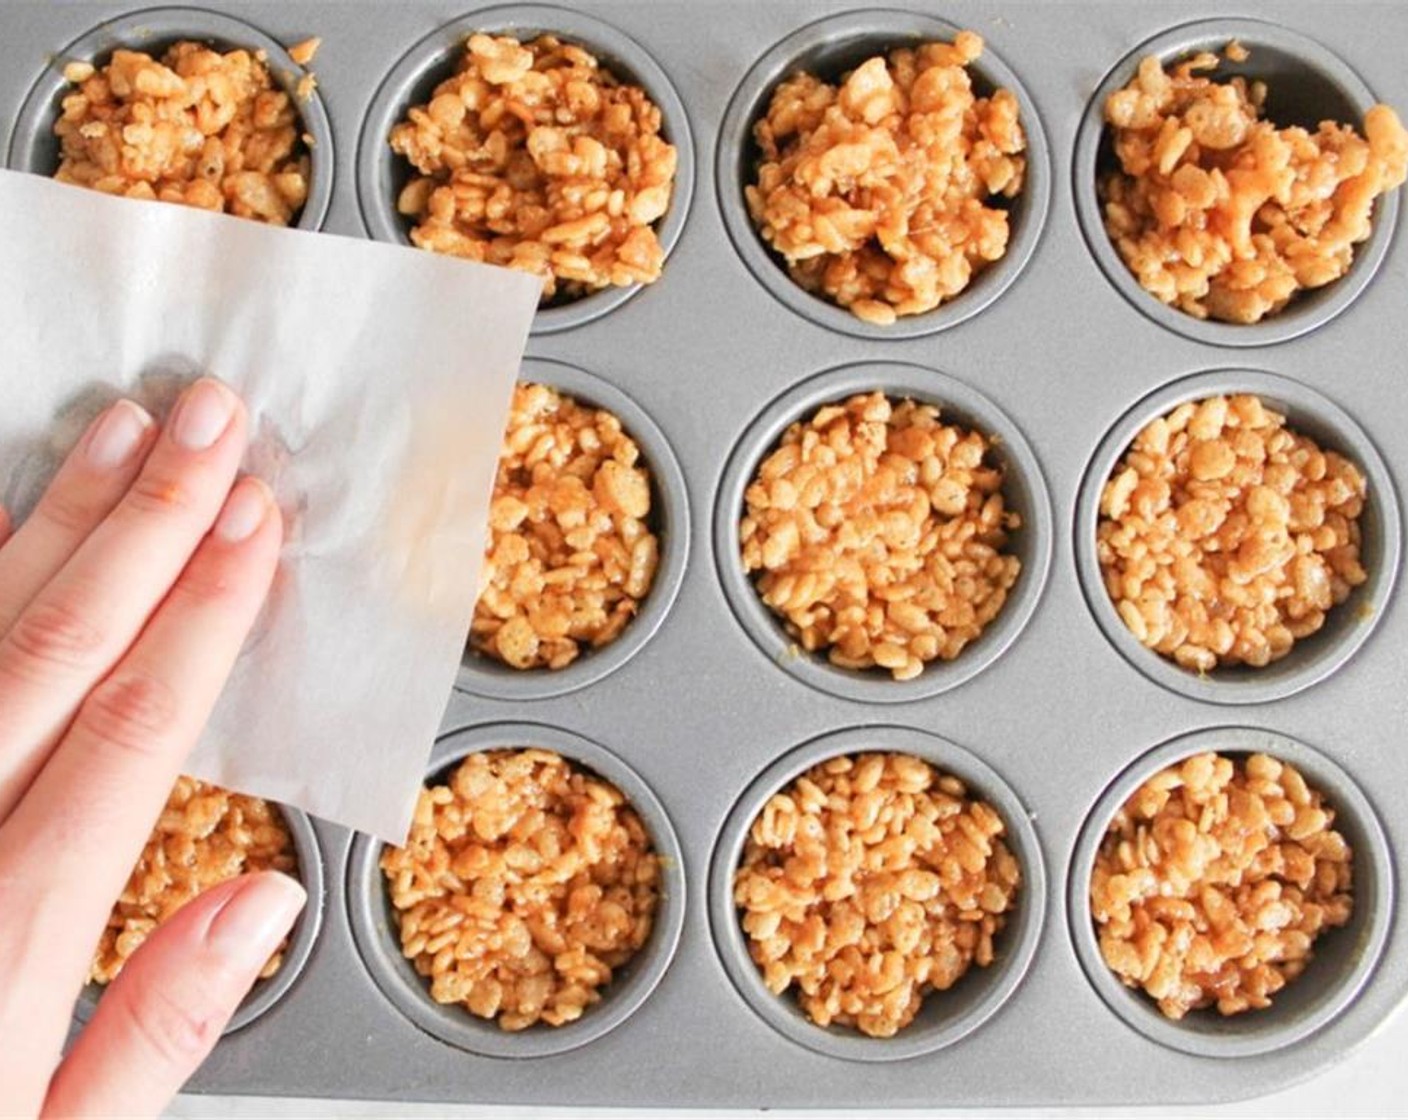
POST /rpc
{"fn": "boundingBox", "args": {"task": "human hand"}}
[0,379,305,1118]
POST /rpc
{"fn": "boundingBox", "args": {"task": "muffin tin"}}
[6,0,1405,1109]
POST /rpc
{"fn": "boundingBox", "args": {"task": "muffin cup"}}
[1074,368,1402,704]
[457,357,689,701]
[74,802,326,1035]
[1067,726,1394,1058]
[1073,17,1400,347]
[714,361,1052,703]
[355,3,696,335]
[6,5,335,231]
[708,726,1045,1062]
[716,8,1051,340]
[345,722,686,1059]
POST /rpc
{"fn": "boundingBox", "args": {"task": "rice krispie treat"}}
[1100,45,1408,323]
[91,777,298,984]
[1091,751,1353,1018]
[735,752,1020,1038]
[390,33,678,303]
[741,392,1021,681]
[747,31,1027,325]
[55,42,311,225]
[1097,394,1367,673]
[472,383,659,671]
[381,749,661,1030]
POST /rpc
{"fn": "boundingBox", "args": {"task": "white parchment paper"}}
[0,170,541,841]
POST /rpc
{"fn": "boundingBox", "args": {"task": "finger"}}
[0,379,246,820]
[42,872,306,1120]
[0,399,157,634]
[0,504,12,546]
[0,477,281,977]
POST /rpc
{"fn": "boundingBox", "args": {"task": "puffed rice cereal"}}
[54,42,312,225]
[471,383,659,670]
[390,33,678,303]
[747,31,1027,325]
[735,752,1020,1038]
[1100,45,1408,323]
[1091,751,1353,1019]
[1097,394,1367,673]
[91,777,298,984]
[381,749,661,1031]
[741,392,1021,681]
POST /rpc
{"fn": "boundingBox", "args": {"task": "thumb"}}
[43,871,306,1120]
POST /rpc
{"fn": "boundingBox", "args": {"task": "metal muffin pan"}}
[3,0,1406,1109]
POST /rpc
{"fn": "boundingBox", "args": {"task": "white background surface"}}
[169,1000,1407,1118]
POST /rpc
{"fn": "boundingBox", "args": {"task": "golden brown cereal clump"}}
[1100,47,1408,323]
[91,777,298,984]
[747,31,1027,325]
[1091,752,1353,1019]
[54,43,311,225]
[390,33,678,303]
[381,749,661,1031]
[1097,394,1367,673]
[735,752,1020,1038]
[741,392,1021,681]
[471,383,659,671]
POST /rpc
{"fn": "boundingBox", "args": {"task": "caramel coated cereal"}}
[91,777,298,984]
[747,32,1027,325]
[741,392,1021,681]
[471,383,660,671]
[1091,752,1353,1019]
[55,42,312,225]
[1100,46,1408,323]
[381,749,661,1030]
[1097,394,1367,673]
[390,33,678,303]
[735,752,1020,1038]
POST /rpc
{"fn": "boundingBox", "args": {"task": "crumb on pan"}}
[390,33,678,304]
[1100,45,1408,324]
[288,36,321,67]
[471,383,660,671]
[91,776,298,985]
[734,752,1020,1038]
[381,749,661,1031]
[296,73,317,102]
[54,42,312,225]
[740,391,1021,681]
[746,31,1028,325]
[1097,394,1367,673]
[1091,751,1353,1019]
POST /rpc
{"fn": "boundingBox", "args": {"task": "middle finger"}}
[0,378,247,820]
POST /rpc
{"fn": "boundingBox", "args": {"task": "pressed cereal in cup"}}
[1069,728,1393,1058]
[7,10,333,230]
[77,775,323,1035]
[470,382,661,673]
[1095,393,1368,675]
[379,748,662,1032]
[744,29,1027,327]
[739,391,1022,682]
[52,41,313,225]
[732,751,1020,1039]
[386,30,679,306]
[1091,751,1353,1019]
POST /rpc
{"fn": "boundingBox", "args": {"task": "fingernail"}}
[206,873,307,968]
[214,477,273,544]
[83,400,153,471]
[171,378,237,451]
